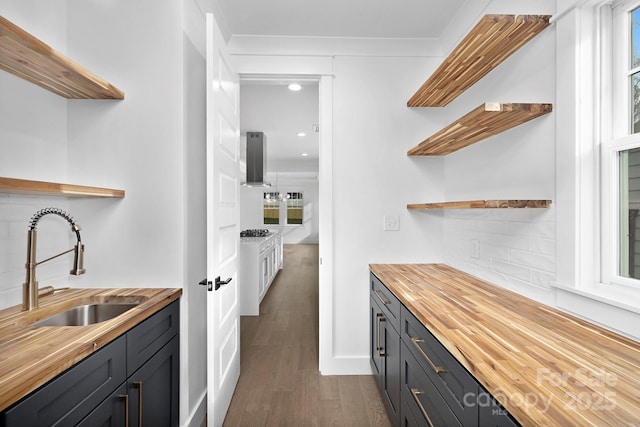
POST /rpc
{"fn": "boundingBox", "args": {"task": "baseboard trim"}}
[320,355,372,375]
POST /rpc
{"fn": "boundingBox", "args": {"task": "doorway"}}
[236,73,333,374]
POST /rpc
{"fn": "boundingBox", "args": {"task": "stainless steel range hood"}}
[242,131,271,187]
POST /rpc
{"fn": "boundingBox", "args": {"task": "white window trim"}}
[602,0,640,288]
[553,0,640,314]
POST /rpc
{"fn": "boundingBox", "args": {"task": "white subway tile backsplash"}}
[530,237,556,256]
[510,248,555,273]
[492,259,532,282]
[443,206,557,305]
[532,270,555,288]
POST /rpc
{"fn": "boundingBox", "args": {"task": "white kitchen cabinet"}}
[239,231,283,315]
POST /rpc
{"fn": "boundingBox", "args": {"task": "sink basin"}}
[32,303,138,327]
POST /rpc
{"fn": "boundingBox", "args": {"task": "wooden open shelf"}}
[0,177,125,198]
[407,200,552,210]
[0,16,124,99]
[407,14,551,107]
[407,103,552,156]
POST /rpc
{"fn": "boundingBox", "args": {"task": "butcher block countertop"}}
[0,287,181,412]
[369,264,640,427]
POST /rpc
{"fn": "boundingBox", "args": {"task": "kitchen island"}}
[239,229,283,315]
[369,263,640,426]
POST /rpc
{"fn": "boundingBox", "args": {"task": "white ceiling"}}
[213,0,467,39]
[240,80,319,169]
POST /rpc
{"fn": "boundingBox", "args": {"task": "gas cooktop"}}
[240,229,271,238]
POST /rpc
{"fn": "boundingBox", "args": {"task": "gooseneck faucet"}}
[23,208,85,311]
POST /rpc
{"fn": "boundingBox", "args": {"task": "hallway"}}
[222,244,391,426]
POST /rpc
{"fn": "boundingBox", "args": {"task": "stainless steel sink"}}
[32,303,138,327]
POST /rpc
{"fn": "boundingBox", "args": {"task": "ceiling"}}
[240,80,319,170]
[213,0,467,39]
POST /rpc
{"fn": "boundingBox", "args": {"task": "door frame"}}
[237,70,334,374]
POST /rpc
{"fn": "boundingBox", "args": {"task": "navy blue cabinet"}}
[370,274,401,426]
[1,300,180,427]
[370,273,520,427]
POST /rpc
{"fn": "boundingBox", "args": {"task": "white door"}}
[205,13,241,427]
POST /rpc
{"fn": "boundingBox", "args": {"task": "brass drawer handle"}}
[376,313,386,357]
[411,388,435,427]
[373,289,390,305]
[411,337,447,374]
[133,381,143,426]
[118,394,129,427]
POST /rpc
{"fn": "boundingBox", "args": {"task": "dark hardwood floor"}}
[222,244,391,427]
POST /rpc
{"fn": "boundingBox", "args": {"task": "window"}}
[263,191,304,225]
[604,0,640,284]
[263,193,280,225]
[286,192,303,225]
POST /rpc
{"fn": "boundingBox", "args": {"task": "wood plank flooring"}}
[222,244,391,427]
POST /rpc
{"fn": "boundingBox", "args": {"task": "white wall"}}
[0,1,208,425]
[332,55,445,366]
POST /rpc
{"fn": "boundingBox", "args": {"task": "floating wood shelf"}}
[407,14,551,107]
[407,103,552,156]
[407,200,552,210]
[0,16,124,99]
[0,177,125,198]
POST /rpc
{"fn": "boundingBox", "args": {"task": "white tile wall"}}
[0,195,71,309]
[443,205,556,305]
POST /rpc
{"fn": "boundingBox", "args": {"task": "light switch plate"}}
[383,215,400,231]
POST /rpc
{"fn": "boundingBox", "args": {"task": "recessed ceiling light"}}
[301,153,308,157]
[297,132,306,137]
[288,83,302,91]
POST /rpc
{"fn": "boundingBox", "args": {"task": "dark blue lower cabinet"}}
[127,336,179,427]
[371,289,401,426]
[371,273,522,427]
[400,341,462,427]
[477,388,520,427]
[0,300,180,427]
[77,384,128,427]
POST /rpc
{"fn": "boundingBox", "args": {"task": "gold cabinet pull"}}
[376,313,386,357]
[373,289,390,305]
[411,337,447,374]
[411,388,435,427]
[118,394,129,427]
[133,381,143,426]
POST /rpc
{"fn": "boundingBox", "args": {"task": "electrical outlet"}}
[471,239,480,259]
[383,215,400,231]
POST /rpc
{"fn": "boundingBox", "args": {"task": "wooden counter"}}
[369,264,640,426]
[0,288,181,411]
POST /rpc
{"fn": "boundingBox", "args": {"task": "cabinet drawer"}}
[401,341,462,427]
[127,300,179,376]
[1,335,126,427]
[401,306,478,426]
[370,272,401,333]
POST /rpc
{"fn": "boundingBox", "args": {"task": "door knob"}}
[215,276,232,291]
[198,278,212,291]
